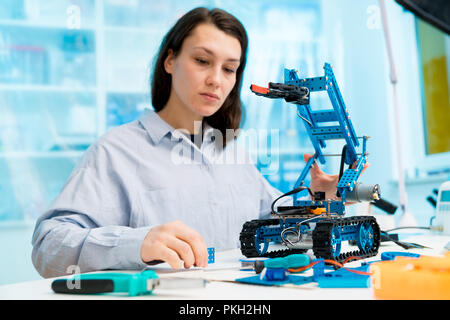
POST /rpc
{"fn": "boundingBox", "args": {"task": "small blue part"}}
[317,264,371,288]
[314,260,371,288]
[312,259,325,282]
[207,247,215,264]
[237,259,372,288]
[318,274,371,288]
[235,274,314,286]
[265,268,287,281]
[380,251,421,261]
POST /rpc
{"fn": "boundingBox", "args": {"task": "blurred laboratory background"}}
[0,0,449,284]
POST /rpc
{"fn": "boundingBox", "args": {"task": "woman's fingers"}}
[166,236,196,269]
[141,220,208,269]
[303,153,320,176]
[170,221,208,267]
[303,153,313,163]
[151,241,183,269]
[351,160,370,170]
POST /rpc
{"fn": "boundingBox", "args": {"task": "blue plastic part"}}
[312,259,371,287]
[235,274,314,286]
[330,226,342,257]
[312,259,325,281]
[207,247,215,264]
[312,259,371,288]
[317,273,371,288]
[235,258,374,288]
[380,251,421,261]
[356,222,375,253]
[265,268,287,281]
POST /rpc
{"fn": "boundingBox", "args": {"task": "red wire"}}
[288,257,372,276]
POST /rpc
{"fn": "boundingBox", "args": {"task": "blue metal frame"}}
[250,63,375,258]
[284,63,368,208]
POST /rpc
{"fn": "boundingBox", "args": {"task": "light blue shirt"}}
[31,109,290,278]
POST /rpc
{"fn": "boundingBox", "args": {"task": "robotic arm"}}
[240,64,383,261]
[251,63,380,212]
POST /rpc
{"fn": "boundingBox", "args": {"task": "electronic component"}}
[433,181,450,235]
[240,63,381,264]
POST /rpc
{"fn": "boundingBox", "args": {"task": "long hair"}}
[150,7,248,148]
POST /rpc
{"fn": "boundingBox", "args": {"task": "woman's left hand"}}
[303,153,369,202]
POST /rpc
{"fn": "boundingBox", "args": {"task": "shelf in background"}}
[0,219,36,230]
[389,173,449,186]
[0,19,95,31]
[0,84,97,93]
[0,151,84,159]
[106,88,149,95]
[103,25,162,35]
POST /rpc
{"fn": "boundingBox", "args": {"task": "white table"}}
[1,231,448,300]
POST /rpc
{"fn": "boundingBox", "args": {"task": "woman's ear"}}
[164,49,175,74]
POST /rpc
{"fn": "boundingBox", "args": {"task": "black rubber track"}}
[239,219,307,258]
[239,216,380,263]
[312,216,380,263]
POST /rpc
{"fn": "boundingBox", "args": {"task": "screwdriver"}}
[51,269,206,296]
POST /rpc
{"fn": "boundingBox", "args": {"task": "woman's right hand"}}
[140,220,209,269]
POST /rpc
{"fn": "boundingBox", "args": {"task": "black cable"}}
[336,144,347,198]
[380,227,432,250]
[271,186,313,215]
[380,231,418,250]
[383,226,430,233]
[338,145,347,180]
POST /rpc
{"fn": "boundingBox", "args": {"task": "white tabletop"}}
[1,231,448,300]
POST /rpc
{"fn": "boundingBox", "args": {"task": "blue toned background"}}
[0,0,448,285]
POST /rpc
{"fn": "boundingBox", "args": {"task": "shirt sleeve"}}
[31,142,151,278]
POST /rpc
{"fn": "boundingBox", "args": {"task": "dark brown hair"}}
[150,7,248,147]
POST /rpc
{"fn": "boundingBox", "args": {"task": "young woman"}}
[31,7,343,277]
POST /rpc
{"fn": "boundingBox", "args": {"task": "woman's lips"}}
[200,93,219,101]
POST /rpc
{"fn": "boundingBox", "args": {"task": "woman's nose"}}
[205,67,221,87]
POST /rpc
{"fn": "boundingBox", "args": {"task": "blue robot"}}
[240,63,381,263]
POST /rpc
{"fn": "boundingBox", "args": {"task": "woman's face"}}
[164,23,242,118]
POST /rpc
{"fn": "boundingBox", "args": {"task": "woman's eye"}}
[224,68,236,74]
[195,58,208,65]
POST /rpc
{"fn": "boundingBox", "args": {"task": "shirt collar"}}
[138,108,216,145]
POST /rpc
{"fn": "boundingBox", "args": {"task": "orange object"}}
[370,252,450,300]
[308,207,327,215]
[288,257,371,276]
[250,84,269,94]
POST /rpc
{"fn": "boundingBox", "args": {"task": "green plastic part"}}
[264,254,310,269]
[77,270,158,296]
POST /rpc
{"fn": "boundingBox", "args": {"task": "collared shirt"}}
[31,109,290,278]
